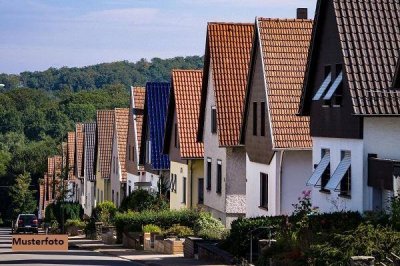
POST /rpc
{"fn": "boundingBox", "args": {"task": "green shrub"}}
[308,211,363,233]
[92,201,117,226]
[143,224,162,233]
[119,190,168,212]
[114,209,200,243]
[65,219,85,229]
[44,203,56,223]
[194,211,227,240]
[65,219,85,236]
[163,224,194,238]
[308,224,400,265]
[44,202,83,224]
[222,215,287,257]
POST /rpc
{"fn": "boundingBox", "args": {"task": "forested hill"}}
[0,56,204,91]
[0,56,203,222]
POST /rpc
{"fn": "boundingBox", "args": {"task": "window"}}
[112,190,114,204]
[206,158,212,190]
[211,106,217,133]
[216,160,222,194]
[198,178,204,204]
[253,102,257,136]
[260,102,266,136]
[116,192,119,208]
[146,140,152,164]
[340,164,351,197]
[129,185,132,196]
[323,64,343,102]
[182,177,186,204]
[260,173,268,208]
[174,175,177,193]
[132,146,135,162]
[174,123,178,148]
[313,65,332,100]
[320,149,331,192]
[306,149,330,188]
[128,145,131,161]
[325,151,351,196]
[101,191,103,203]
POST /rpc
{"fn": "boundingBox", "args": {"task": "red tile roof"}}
[114,108,129,182]
[67,132,75,180]
[199,22,254,147]
[258,18,312,149]
[47,157,55,177]
[299,0,400,115]
[54,155,62,180]
[97,110,115,179]
[75,123,84,178]
[172,70,204,158]
[132,87,145,156]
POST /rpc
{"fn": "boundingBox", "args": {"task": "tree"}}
[8,172,36,218]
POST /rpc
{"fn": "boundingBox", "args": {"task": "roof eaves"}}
[257,18,276,150]
[163,83,175,155]
[240,17,259,145]
[197,29,211,143]
[298,0,323,116]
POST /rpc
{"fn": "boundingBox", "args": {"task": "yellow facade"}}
[169,159,204,210]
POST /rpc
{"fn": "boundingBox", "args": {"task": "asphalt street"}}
[0,228,142,266]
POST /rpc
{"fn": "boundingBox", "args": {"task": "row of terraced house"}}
[39,0,400,227]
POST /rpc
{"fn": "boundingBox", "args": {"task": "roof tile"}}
[207,22,254,146]
[258,18,312,149]
[97,110,115,179]
[172,70,204,158]
[114,108,129,181]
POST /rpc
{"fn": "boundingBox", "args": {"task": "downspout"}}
[189,160,193,208]
[277,150,285,215]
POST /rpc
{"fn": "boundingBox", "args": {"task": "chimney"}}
[297,8,308,19]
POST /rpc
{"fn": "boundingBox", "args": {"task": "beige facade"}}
[169,159,204,210]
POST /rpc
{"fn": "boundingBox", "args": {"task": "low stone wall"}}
[122,231,143,250]
[197,242,234,265]
[183,237,220,259]
[154,238,184,255]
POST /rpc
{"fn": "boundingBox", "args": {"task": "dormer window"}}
[323,64,343,106]
[313,64,344,107]
[313,65,332,101]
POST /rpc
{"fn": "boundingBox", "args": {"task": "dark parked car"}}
[14,214,39,234]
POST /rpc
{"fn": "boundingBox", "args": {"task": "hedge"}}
[222,212,364,258]
[114,209,200,242]
[44,202,83,224]
[222,215,288,257]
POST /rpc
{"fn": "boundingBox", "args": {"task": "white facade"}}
[246,150,311,217]
[364,117,400,208]
[310,137,365,213]
[126,171,158,195]
[202,66,246,227]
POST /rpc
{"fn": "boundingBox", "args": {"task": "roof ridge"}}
[257,17,313,22]
[172,69,202,73]
[208,21,253,26]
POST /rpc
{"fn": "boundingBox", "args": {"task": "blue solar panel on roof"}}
[146,82,170,170]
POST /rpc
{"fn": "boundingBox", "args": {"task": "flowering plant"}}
[292,190,319,217]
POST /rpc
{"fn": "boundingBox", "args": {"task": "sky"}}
[0,0,316,74]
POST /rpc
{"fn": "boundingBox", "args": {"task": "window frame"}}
[211,106,217,134]
[216,160,222,194]
[182,177,186,204]
[259,173,268,209]
[320,149,331,193]
[253,102,257,136]
[260,102,266,137]
[206,158,212,190]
